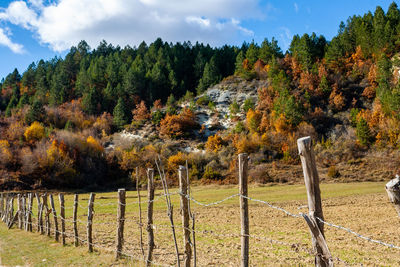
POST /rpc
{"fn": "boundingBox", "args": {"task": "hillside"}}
[1,3,400,190]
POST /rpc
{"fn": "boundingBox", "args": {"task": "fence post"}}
[146,168,155,267]
[17,194,22,229]
[50,194,59,241]
[42,193,51,236]
[238,153,249,267]
[136,167,145,259]
[9,195,14,226]
[22,194,27,230]
[87,193,95,252]
[35,193,41,232]
[298,136,333,267]
[116,189,126,259]
[2,194,8,222]
[59,194,66,245]
[0,193,3,218]
[73,194,79,247]
[27,193,33,232]
[179,165,192,267]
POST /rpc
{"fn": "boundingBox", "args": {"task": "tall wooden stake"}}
[298,136,333,267]
[73,194,79,247]
[50,194,59,241]
[0,193,3,218]
[136,167,145,259]
[146,168,155,267]
[35,193,41,232]
[238,153,249,267]
[116,189,126,259]
[59,194,66,245]
[42,193,51,236]
[17,194,22,229]
[26,193,33,232]
[179,165,192,267]
[87,193,95,252]
[22,194,26,230]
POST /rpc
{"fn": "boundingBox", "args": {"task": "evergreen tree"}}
[196,56,221,94]
[113,97,129,129]
[356,117,373,146]
[25,99,45,124]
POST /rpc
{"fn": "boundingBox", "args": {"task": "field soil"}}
[1,182,400,266]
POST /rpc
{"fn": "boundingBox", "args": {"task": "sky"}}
[0,0,395,80]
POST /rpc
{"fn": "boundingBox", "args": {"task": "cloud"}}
[278,26,292,52]
[294,3,299,13]
[0,0,260,52]
[0,27,25,53]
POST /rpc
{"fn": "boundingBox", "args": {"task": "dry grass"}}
[1,182,400,266]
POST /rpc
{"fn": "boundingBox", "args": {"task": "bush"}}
[0,140,12,167]
[327,165,340,178]
[167,152,187,172]
[242,98,255,113]
[202,165,222,180]
[151,110,165,125]
[196,95,211,106]
[24,122,45,142]
[246,109,262,133]
[159,108,199,139]
[205,134,224,152]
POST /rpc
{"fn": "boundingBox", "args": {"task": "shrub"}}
[0,140,12,167]
[246,109,262,133]
[167,152,187,172]
[229,101,240,115]
[205,134,224,152]
[86,136,104,153]
[233,121,245,134]
[159,108,199,139]
[196,95,211,106]
[242,98,255,113]
[327,165,340,178]
[202,165,222,180]
[24,121,45,142]
[151,110,165,125]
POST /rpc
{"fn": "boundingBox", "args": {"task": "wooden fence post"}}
[35,193,41,232]
[50,194,59,241]
[59,194,66,245]
[385,175,400,217]
[298,136,333,267]
[136,167,145,259]
[0,193,3,218]
[27,193,33,232]
[116,189,126,259]
[87,193,95,252]
[2,194,8,222]
[179,165,192,267]
[146,168,155,267]
[73,194,79,247]
[9,195,14,226]
[22,194,26,230]
[238,153,249,267]
[42,193,51,236]
[17,194,22,229]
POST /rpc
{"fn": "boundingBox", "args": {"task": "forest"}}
[1,2,400,190]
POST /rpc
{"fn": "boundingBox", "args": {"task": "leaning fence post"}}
[298,136,333,267]
[146,168,155,267]
[50,194,59,241]
[17,194,22,229]
[73,194,79,247]
[42,193,51,236]
[27,193,33,232]
[385,175,400,217]
[87,193,95,252]
[59,194,66,245]
[179,165,192,267]
[116,189,126,259]
[238,153,249,267]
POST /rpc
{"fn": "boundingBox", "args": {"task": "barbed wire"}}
[315,216,400,250]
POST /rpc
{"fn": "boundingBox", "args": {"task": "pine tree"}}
[356,117,373,146]
[25,99,45,124]
[113,97,129,129]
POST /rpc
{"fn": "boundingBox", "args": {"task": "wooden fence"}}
[0,136,399,266]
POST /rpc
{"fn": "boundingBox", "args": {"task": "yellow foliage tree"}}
[246,109,262,133]
[205,134,224,152]
[24,121,45,142]
[86,136,104,152]
[0,140,12,167]
[167,152,187,172]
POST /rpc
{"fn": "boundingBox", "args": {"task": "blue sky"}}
[0,0,395,80]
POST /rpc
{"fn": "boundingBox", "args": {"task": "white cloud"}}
[294,2,299,13]
[0,0,260,52]
[0,27,25,53]
[278,26,292,52]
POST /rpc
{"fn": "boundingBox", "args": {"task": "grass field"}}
[1,182,400,266]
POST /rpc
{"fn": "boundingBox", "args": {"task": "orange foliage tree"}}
[205,134,224,152]
[159,108,198,138]
[132,100,150,122]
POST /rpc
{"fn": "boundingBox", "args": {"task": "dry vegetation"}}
[1,182,400,266]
